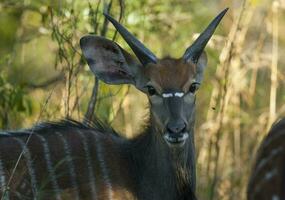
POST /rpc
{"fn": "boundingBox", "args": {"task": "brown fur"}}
[145,58,196,92]
[0,121,136,200]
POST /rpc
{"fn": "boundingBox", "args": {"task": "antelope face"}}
[143,56,207,146]
[80,9,227,147]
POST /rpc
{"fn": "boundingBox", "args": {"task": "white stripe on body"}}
[91,132,113,200]
[254,169,278,194]
[272,195,280,200]
[35,134,62,200]
[13,138,38,198]
[0,157,5,190]
[0,132,11,136]
[77,130,97,199]
[55,132,80,200]
[252,147,284,181]
[0,148,9,200]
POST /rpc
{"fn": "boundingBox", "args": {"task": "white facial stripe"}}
[162,92,184,98]
[174,92,184,97]
[162,93,173,98]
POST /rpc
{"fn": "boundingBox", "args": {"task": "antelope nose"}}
[167,121,186,133]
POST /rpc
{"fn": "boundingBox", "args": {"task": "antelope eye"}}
[146,86,157,96]
[189,83,200,94]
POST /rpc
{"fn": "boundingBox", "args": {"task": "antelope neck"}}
[128,119,196,199]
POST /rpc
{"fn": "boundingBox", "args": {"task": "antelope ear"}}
[195,51,208,83]
[80,35,142,85]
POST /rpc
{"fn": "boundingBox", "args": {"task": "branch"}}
[83,1,114,124]
[26,73,65,89]
[84,77,99,124]
[112,0,125,41]
[267,0,279,130]
[100,0,113,37]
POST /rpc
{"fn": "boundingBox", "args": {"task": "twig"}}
[267,0,279,130]
[84,77,99,124]
[83,1,113,124]
[209,1,249,199]
[97,86,124,102]
[26,73,65,89]
[109,86,130,124]
[248,29,266,101]
[83,0,125,124]
[101,0,113,37]
[112,0,125,41]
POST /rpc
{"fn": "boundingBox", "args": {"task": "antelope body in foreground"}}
[0,9,228,200]
[248,118,285,200]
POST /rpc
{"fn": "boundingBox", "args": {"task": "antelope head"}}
[80,9,228,148]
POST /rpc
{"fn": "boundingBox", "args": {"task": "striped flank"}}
[0,157,5,191]
[254,168,278,194]
[13,138,38,198]
[77,130,97,199]
[252,147,284,180]
[35,134,62,200]
[55,132,80,200]
[92,132,113,200]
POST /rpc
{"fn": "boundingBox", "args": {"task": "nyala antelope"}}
[0,9,228,200]
[248,118,285,200]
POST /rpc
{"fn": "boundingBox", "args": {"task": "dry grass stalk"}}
[267,0,279,130]
[195,1,266,199]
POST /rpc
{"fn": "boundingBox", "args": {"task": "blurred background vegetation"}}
[0,0,284,199]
